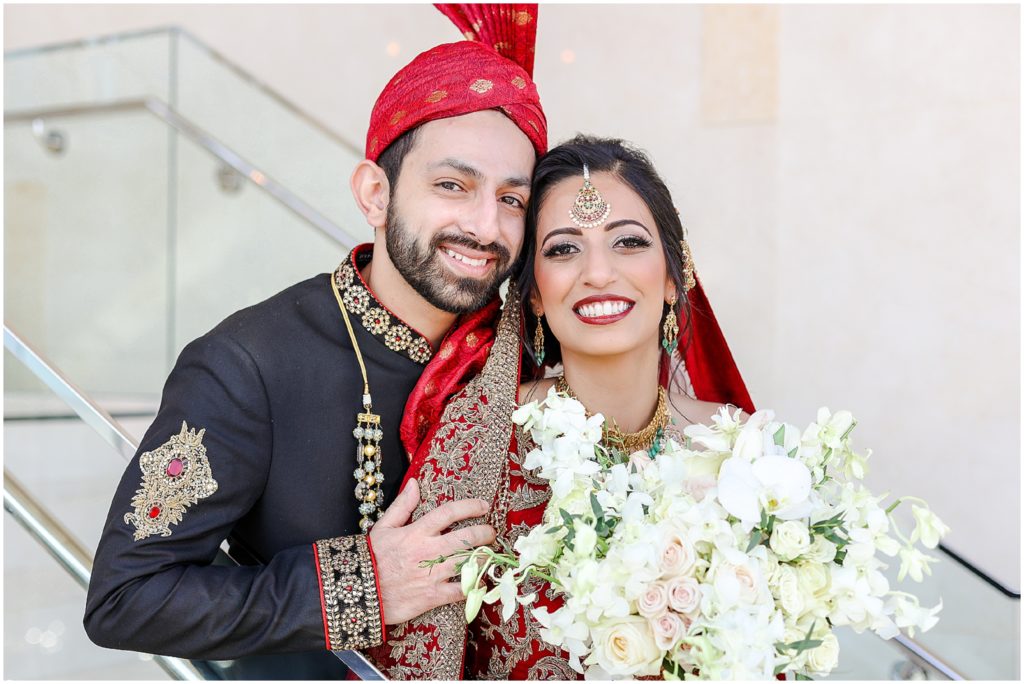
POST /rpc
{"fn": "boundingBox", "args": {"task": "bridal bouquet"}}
[456,388,947,680]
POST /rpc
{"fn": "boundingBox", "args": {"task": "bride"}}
[367,135,754,679]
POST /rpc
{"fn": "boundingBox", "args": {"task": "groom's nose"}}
[460,193,501,246]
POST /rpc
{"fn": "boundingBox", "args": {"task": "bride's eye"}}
[541,242,579,258]
[615,235,653,250]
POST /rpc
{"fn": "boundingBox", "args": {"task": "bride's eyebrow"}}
[539,227,583,248]
[606,219,652,236]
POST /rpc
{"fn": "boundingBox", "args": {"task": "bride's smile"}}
[572,295,634,324]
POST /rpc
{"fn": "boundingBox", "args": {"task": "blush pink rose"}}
[650,611,685,651]
[628,450,654,473]
[666,575,702,615]
[683,474,717,502]
[636,582,669,618]
[660,532,697,577]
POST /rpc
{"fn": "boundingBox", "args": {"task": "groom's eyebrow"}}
[431,158,530,188]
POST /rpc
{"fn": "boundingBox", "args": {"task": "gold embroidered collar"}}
[332,245,433,365]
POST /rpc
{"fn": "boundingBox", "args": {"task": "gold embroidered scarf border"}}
[376,292,523,679]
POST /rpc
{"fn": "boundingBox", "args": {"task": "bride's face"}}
[531,171,674,361]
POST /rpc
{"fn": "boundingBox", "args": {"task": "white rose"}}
[804,535,837,563]
[636,582,669,617]
[665,575,702,614]
[659,531,697,577]
[586,615,663,677]
[774,565,805,617]
[770,520,811,561]
[804,632,840,676]
[650,611,685,651]
[794,561,829,596]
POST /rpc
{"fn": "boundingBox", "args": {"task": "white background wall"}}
[5,1,1019,594]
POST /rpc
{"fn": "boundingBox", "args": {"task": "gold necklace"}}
[554,376,669,454]
[331,279,384,533]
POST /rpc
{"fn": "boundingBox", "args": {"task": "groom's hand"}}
[368,478,495,625]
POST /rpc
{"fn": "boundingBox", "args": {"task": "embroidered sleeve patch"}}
[124,421,219,541]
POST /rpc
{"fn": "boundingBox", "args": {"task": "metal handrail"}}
[3,471,203,681]
[3,97,357,250]
[892,633,965,681]
[4,325,137,460]
[3,323,385,680]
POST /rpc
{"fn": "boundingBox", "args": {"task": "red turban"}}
[365,4,547,160]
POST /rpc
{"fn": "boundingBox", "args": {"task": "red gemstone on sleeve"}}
[148,506,161,518]
[166,458,184,477]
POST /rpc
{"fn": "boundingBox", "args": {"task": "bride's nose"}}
[580,245,616,289]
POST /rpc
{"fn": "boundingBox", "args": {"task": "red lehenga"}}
[364,277,754,679]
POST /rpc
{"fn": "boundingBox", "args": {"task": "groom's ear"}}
[350,160,390,230]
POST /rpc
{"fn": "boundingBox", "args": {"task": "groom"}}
[84,5,546,678]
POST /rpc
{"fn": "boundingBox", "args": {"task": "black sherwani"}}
[85,246,435,678]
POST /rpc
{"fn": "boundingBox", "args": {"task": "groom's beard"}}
[384,205,513,314]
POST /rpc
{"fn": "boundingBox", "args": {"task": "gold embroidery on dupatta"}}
[480,572,549,678]
[507,426,552,515]
[375,293,523,680]
[528,655,580,680]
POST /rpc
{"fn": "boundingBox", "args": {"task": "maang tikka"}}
[569,163,612,228]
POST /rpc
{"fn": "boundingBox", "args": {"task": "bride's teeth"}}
[577,301,629,318]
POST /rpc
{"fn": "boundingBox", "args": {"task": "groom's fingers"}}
[369,489,492,625]
[415,497,489,534]
[429,580,467,610]
[437,524,496,555]
[374,478,419,529]
[424,556,461,579]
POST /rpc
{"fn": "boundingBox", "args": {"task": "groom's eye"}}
[500,195,525,209]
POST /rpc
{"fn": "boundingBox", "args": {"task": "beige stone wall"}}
[5,4,1019,591]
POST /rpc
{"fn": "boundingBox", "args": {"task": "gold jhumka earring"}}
[533,314,545,365]
[569,163,612,228]
[662,294,679,355]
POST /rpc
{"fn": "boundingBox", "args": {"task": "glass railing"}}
[5,27,368,403]
[4,27,367,234]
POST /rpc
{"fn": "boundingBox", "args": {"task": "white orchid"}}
[910,504,950,549]
[898,546,938,582]
[717,454,813,529]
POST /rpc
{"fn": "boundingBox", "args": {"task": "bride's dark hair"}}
[516,134,694,386]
